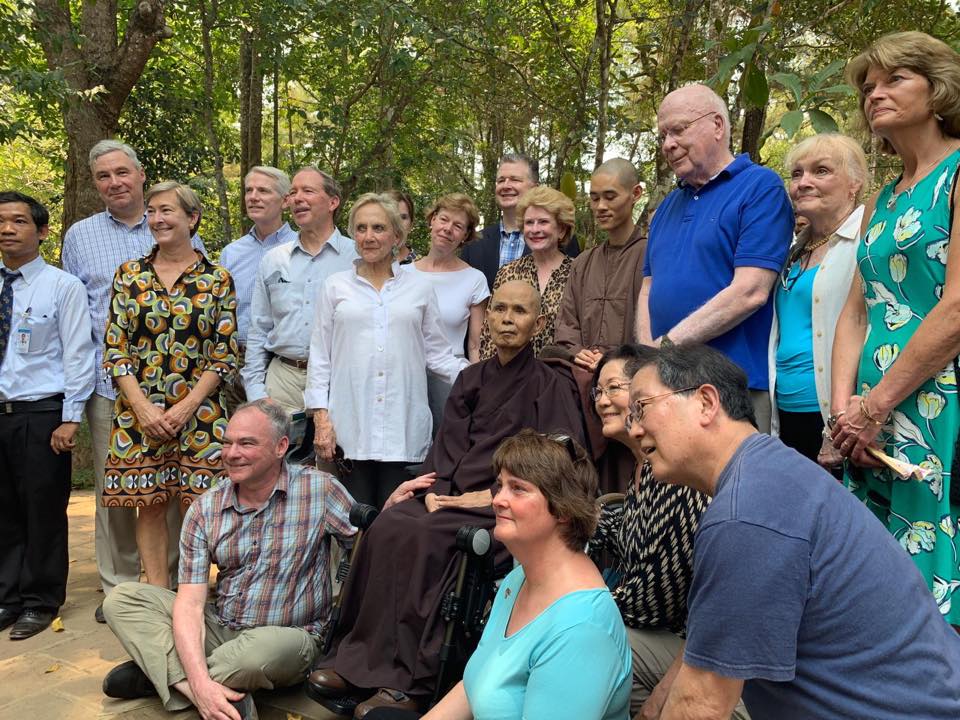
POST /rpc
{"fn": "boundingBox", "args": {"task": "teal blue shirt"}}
[462,565,631,720]
[775,264,820,412]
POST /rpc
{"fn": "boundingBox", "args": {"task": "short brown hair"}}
[516,186,575,243]
[425,193,480,245]
[492,429,598,551]
[845,31,960,154]
[145,181,202,235]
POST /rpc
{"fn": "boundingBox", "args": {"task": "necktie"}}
[0,268,21,368]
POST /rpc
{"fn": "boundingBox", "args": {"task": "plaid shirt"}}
[62,210,205,400]
[179,462,356,635]
[498,222,525,267]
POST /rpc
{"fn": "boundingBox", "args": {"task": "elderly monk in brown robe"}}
[307,280,587,717]
[543,158,644,494]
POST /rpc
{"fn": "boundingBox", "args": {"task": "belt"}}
[0,394,64,415]
[278,356,309,370]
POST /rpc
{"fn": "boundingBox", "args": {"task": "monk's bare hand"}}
[573,348,603,371]
[427,490,494,512]
[313,410,337,463]
[384,473,437,510]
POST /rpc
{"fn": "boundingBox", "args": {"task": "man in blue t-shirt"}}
[636,84,793,432]
[625,344,960,720]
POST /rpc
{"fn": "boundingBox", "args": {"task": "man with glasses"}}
[635,84,793,432]
[625,343,960,720]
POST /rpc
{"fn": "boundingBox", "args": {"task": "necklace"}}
[886,144,960,210]
[804,235,830,253]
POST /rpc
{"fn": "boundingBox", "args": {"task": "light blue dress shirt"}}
[0,256,96,422]
[61,209,205,400]
[242,229,358,401]
[219,222,297,344]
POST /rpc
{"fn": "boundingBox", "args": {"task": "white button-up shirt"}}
[61,209,205,400]
[219,222,297,344]
[242,229,357,400]
[305,261,468,462]
[0,256,96,421]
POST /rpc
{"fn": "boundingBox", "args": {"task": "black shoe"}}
[230,693,257,719]
[0,608,19,631]
[94,603,106,624]
[102,660,158,699]
[8,609,55,640]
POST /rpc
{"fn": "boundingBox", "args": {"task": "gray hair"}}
[499,153,540,184]
[144,181,203,234]
[234,399,291,443]
[89,139,142,172]
[245,166,291,198]
[348,192,405,241]
[294,166,342,202]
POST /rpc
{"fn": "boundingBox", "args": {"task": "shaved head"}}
[592,158,639,191]
[494,279,542,316]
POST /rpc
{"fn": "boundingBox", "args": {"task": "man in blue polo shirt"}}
[636,84,792,432]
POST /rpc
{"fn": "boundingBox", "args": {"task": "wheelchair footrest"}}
[305,683,362,716]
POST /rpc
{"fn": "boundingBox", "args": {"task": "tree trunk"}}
[32,0,169,232]
[739,106,768,161]
[593,0,616,169]
[198,0,232,245]
[239,29,264,215]
[273,46,280,169]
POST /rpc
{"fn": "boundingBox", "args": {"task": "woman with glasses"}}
[588,347,744,719]
[305,193,467,507]
[769,134,867,466]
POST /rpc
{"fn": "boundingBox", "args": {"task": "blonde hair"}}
[516,186,575,243]
[424,193,480,245]
[784,133,870,203]
[347,193,404,240]
[845,31,960,154]
[145,181,202,234]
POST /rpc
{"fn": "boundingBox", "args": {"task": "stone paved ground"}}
[0,491,338,720]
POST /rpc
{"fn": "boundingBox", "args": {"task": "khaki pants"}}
[104,582,320,711]
[88,395,182,593]
[628,627,750,719]
[264,357,307,415]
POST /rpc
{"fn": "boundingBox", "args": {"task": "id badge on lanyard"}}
[15,308,31,353]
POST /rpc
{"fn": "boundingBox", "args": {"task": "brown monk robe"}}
[323,281,587,705]
[542,159,645,494]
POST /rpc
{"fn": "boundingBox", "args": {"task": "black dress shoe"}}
[102,660,158,699]
[0,608,19,631]
[94,603,106,624]
[8,609,55,640]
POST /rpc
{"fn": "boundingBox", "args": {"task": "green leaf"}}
[771,72,803,105]
[742,61,769,109]
[817,84,855,97]
[559,171,577,201]
[780,109,804,137]
[810,59,847,91]
[808,108,839,133]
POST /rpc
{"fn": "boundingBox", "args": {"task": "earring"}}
[936,113,944,122]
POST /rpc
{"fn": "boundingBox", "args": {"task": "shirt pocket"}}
[24,311,58,353]
[265,277,300,315]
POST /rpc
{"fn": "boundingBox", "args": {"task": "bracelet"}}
[859,396,889,426]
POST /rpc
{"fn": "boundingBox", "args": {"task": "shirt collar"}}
[143,246,208,274]
[249,221,292,244]
[294,227,347,256]
[835,205,864,242]
[499,220,522,238]
[222,462,290,515]
[0,255,45,283]
[677,153,751,191]
[105,208,148,230]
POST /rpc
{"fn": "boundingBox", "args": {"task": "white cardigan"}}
[769,205,864,434]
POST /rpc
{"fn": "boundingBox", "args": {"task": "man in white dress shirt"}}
[242,166,357,415]
[219,166,296,413]
[0,191,95,640]
[62,139,204,621]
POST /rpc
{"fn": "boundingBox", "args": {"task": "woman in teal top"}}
[831,32,960,626]
[410,429,630,720]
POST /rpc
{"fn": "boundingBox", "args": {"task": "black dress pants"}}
[0,408,71,612]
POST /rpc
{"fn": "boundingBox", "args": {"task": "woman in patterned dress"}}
[831,32,960,625]
[477,187,574,359]
[102,181,237,587]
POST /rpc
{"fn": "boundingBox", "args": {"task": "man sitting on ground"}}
[101,399,355,720]
[308,280,587,718]
[626,344,960,720]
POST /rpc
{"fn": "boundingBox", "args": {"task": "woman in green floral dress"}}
[831,32,960,625]
[102,181,237,587]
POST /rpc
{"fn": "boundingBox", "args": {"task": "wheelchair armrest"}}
[597,492,626,512]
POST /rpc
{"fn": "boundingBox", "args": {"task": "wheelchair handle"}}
[455,526,491,556]
[349,503,379,529]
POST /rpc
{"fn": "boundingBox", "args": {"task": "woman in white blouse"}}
[404,193,489,431]
[767,133,867,467]
[306,193,468,507]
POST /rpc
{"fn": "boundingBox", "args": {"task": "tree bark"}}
[198,0,232,245]
[32,0,169,232]
[240,28,264,215]
[593,0,617,169]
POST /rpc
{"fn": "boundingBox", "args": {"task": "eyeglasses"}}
[624,386,699,430]
[657,111,717,146]
[543,432,579,461]
[589,383,631,402]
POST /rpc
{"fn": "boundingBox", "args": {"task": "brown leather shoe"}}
[305,668,352,699]
[354,688,419,719]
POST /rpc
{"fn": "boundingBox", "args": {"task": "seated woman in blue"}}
[416,429,631,720]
